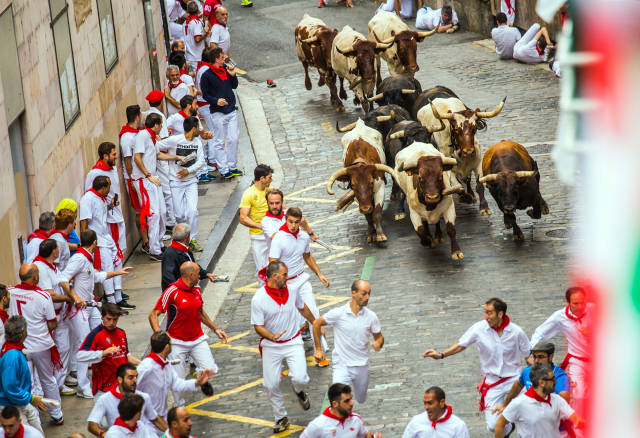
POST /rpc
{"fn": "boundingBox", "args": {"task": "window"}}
[50,0,80,129]
[0,5,25,125]
[97,0,118,74]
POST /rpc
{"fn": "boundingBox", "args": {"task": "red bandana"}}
[279,223,299,238]
[168,79,184,89]
[178,110,190,118]
[491,314,510,332]
[536,45,544,56]
[92,159,114,171]
[432,405,453,428]
[524,386,552,405]
[565,306,585,323]
[0,309,8,324]
[119,125,139,138]
[76,247,94,264]
[184,14,201,34]
[196,61,214,74]
[180,69,188,76]
[14,282,44,292]
[209,64,228,81]
[169,240,189,252]
[146,351,168,369]
[145,127,157,145]
[27,229,49,242]
[34,255,57,273]
[113,417,137,433]
[322,406,351,425]
[265,210,285,219]
[49,229,70,241]
[88,188,107,203]
[110,385,124,399]
[13,424,25,438]
[1,341,25,357]
[264,284,289,306]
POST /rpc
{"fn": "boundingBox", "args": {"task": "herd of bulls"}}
[295,12,549,260]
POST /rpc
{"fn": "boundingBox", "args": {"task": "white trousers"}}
[53,318,71,388]
[198,105,214,170]
[378,0,413,18]
[171,181,199,239]
[332,364,370,404]
[97,245,116,301]
[250,236,268,285]
[262,342,309,420]
[208,110,239,175]
[0,404,42,434]
[68,306,102,394]
[168,337,218,404]
[567,358,588,416]
[108,221,126,291]
[483,376,517,434]
[288,273,327,349]
[27,350,63,419]
[134,179,166,255]
[158,162,177,227]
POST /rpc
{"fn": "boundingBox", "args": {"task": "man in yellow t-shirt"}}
[239,164,274,280]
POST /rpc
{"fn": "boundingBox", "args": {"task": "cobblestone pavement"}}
[185,11,572,438]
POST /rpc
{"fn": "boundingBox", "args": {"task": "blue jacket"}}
[201,66,238,114]
[0,349,32,406]
[519,364,570,394]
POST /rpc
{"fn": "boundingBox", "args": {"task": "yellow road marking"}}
[187,408,306,436]
[214,344,261,354]
[318,296,350,310]
[234,282,259,292]
[187,377,265,409]
[284,182,326,198]
[308,208,358,226]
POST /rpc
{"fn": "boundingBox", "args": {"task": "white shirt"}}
[60,250,107,302]
[402,410,470,438]
[209,23,230,54]
[146,107,169,138]
[167,82,191,116]
[104,421,158,438]
[9,285,56,353]
[502,392,574,438]
[137,355,198,418]
[530,305,592,359]
[157,134,206,184]
[49,231,71,271]
[492,25,521,59]
[416,7,458,30]
[167,111,204,136]
[132,129,159,179]
[79,190,115,249]
[85,166,124,223]
[25,237,45,263]
[181,72,195,88]
[184,17,206,63]
[88,389,158,429]
[120,131,138,180]
[251,285,305,349]
[458,319,529,382]
[261,213,286,252]
[0,423,44,438]
[323,303,381,366]
[269,229,311,277]
[195,64,210,107]
[301,410,368,438]
[379,0,414,19]
[34,259,65,318]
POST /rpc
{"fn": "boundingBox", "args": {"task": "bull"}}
[367,74,422,114]
[326,119,396,244]
[336,104,410,140]
[411,85,458,120]
[395,142,464,260]
[479,141,550,241]
[295,14,343,111]
[417,93,506,215]
[331,25,392,112]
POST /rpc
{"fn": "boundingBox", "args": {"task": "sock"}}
[115,289,123,303]
[106,294,116,304]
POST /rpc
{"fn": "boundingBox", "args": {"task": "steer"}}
[368,74,422,114]
[368,11,437,83]
[479,141,549,241]
[417,95,506,215]
[395,142,464,260]
[336,104,410,140]
[331,25,392,112]
[326,119,396,244]
[295,14,343,111]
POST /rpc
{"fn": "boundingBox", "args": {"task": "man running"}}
[402,386,469,438]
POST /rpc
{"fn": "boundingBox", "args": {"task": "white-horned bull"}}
[326,119,396,244]
[295,14,342,111]
[417,92,506,215]
[480,141,549,241]
[331,25,392,112]
[395,142,464,260]
[336,104,410,140]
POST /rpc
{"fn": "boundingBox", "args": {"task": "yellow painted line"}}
[187,377,265,409]
[234,281,259,292]
[285,196,336,204]
[318,296,350,310]
[188,408,306,435]
[210,330,251,347]
[317,247,362,263]
[308,208,358,226]
[285,182,326,198]
[214,344,261,354]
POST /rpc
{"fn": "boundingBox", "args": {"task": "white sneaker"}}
[60,385,77,396]
[76,388,94,399]
[64,375,78,387]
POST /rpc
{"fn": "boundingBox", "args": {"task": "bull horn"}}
[515,170,536,178]
[389,130,405,140]
[476,96,507,118]
[479,174,499,183]
[442,185,464,196]
[375,110,395,122]
[376,41,394,50]
[372,30,395,45]
[335,45,356,56]
[367,93,384,102]
[373,164,397,182]
[431,103,454,120]
[416,26,439,38]
[302,36,318,44]
[326,168,349,195]
[336,120,357,132]
[348,77,362,90]
[401,89,416,95]
[442,157,458,166]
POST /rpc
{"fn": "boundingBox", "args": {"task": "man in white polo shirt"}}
[184,1,210,68]
[402,386,469,438]
[423,298,529,436]
[495,363,584,438]
[301,383,382,438]
[312,280,383,404]
[208,7,230,55]
[250,261,317,434]
[164,65,192,117]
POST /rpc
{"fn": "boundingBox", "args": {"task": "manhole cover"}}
[545,228,568,239]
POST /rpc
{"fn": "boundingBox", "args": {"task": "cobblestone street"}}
[184,5,572,436]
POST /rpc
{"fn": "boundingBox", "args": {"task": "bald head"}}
[18,264,38,283]
[180,262,200,287]
[216,7,228,24]
[351,279,371,308]
[351,279,369,293]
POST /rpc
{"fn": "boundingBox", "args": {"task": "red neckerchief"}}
[524,386,552,405]
[184,14,201,34]
[0,309,8,324]
[13,424,25,438]
[565,306,585,324]
[49,228,70,241]
[265,210,285,219]
[180,69,188,76]
[209,64,228,81]
[110,384,124,400]
[536,45,544,56]
[279,223,299,239]
[146,351,168,369]
[113,417,137,433]
[432,405,453,428]
[197,61,214,74]
[76,247,94,264]
[491,314,510,332]
[172,277,196,293]
[504,0,515,15]
[169,240,189,252]
[119,125,139,139]
[322,406,351,425]
[561,12,566,27]
[178,110,190,118]
[168,79,184,89]
[92,159,114,171]
[145,127,157,145]
[14,282,44,291]
[88,188,107,203]
[1,341,25,357]
[34,255,57,273]
[27,229,49,242]
[264,284,289,306]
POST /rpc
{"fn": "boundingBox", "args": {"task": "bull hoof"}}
[451,251,464,261]
[479,208,492,216]
[375,234,387,242]
[367,235,373,243]
[394,212,406,221]
[420,238,433,248]
[526,208,542,219]
[542,204,550,215]
[335,105,345,113]
[353,97,359,105]
[513,231,525,241]
[318,77,325,87]
[505,222,513,229]
[305,80,312,91]
[339,91,347,100]
[390,193,398,201]
[434,236,445,245]
[459,193,476,204]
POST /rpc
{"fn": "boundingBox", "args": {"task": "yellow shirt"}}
[239,184,268,235]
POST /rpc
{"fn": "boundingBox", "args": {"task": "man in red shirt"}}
[149,261,227,403]
[202,0,222,27]
[77,303,140,398]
